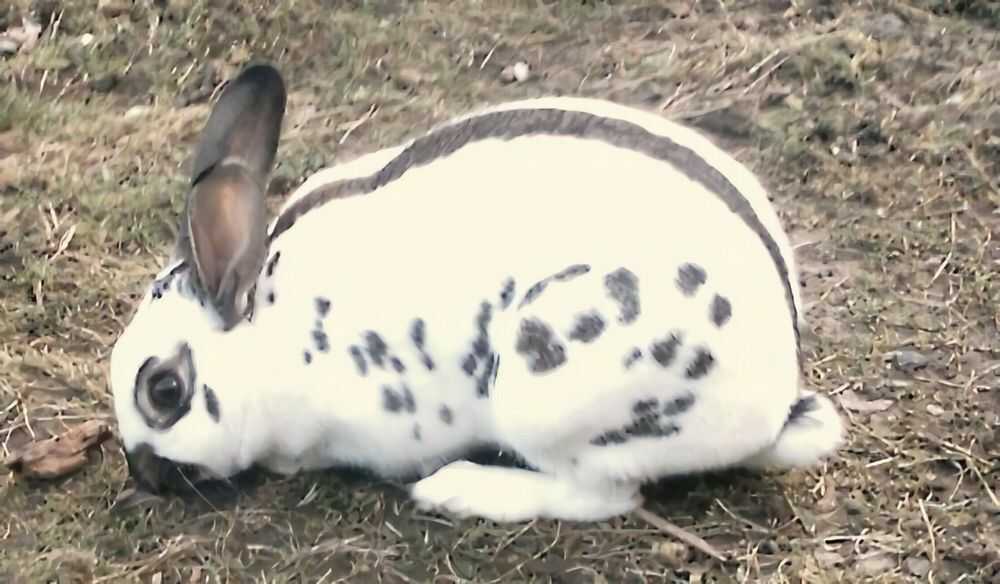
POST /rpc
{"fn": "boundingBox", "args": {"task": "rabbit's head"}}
[109,63,286,492]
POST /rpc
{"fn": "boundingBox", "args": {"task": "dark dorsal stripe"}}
[268,107,799,350]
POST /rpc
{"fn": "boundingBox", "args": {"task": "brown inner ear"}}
[187,166,266,319]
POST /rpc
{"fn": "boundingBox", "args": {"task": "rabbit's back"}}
[268,98,801,331]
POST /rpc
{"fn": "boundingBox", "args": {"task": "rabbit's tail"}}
[742,390,844,470]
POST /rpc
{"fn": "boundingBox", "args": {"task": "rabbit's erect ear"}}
[180,63,286,330]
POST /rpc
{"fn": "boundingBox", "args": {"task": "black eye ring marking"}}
[133,343,197,431]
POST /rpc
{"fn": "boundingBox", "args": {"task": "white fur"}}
[110,95,843,522]
[741,391,845,470]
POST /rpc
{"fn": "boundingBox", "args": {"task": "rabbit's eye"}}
[149,372,184,411]
[133,344,195,430]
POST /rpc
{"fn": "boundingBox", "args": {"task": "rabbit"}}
[109,62,844,522]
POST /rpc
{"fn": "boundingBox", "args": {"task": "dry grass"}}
[2,0,999,582]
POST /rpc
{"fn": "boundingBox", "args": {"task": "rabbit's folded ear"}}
[180,63,286,330]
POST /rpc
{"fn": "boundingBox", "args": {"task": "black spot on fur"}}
[499,278,516,309]
[312,329,329,353]
[568,311,606,343]
[315,296,332,317]
[624,348,642,369]
[650,333,682,367]
[349,346,367,376]
[439,405,453,425]
[553,264,591,280]
[401,384,416,413]
[382,386,403,412]
[266,292,275,305]
[477,353,498,398]
[633,399,659,416]
[473,302,492,356]
[591,431,628,446]
[412,424,422,441]
[410,319,425,347]
[151,269,185,300]
[203,385,220,422]
[411,318,435,370]
[710,294,732,327]
[472,337,490,357]
[591,412,680,446]
[516,318,566,373]
[662,392,695,416]
[685,348,715,379]
[461,354,477,376]
[787,394,819,424]
[677,263,707,296]
[519,264,592,309]
[476,373,491,398]
[265,251,280,277]
[381,384,415,414]
[605,268,640,324]
[364,331,388,367]
[304,351,312,365]
[625,414,673,439]
[151,276,172,300]
[520,280,548,307]
[591,387,693,446]
[390,356,406,373]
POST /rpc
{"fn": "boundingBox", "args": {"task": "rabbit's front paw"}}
[409,461,642,522]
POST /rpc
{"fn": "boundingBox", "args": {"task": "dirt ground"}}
[1,0,998,582]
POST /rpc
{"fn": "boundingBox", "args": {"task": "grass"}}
[2,0,999,581]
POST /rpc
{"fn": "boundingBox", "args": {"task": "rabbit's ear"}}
[180,63,286,330]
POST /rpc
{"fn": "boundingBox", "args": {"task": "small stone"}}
[98,0,131,18]
[500,61,531,83]
[653,541,690,566]
[862,13,906,40]
[884,349,929,372]
[844,498,866,516]
[0,37,17,56]
[393,67,424,91]
[905,556,931,577]
[124,105,152,119]
[90,74,118,93]
[512,62,531,82]
[926,404,945,416]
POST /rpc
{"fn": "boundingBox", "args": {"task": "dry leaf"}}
[4,420,112,479]
[837,389,894,413]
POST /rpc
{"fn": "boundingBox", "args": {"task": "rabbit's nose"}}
[124,442,193,494]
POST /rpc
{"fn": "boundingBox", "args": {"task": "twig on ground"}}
[918,500,937,564]
[633,507,732,564]
[339,104,378,145]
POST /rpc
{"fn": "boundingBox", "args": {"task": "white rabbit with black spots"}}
[110,63,844,522]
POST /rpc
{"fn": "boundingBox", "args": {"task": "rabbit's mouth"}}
[124,442,208,494]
